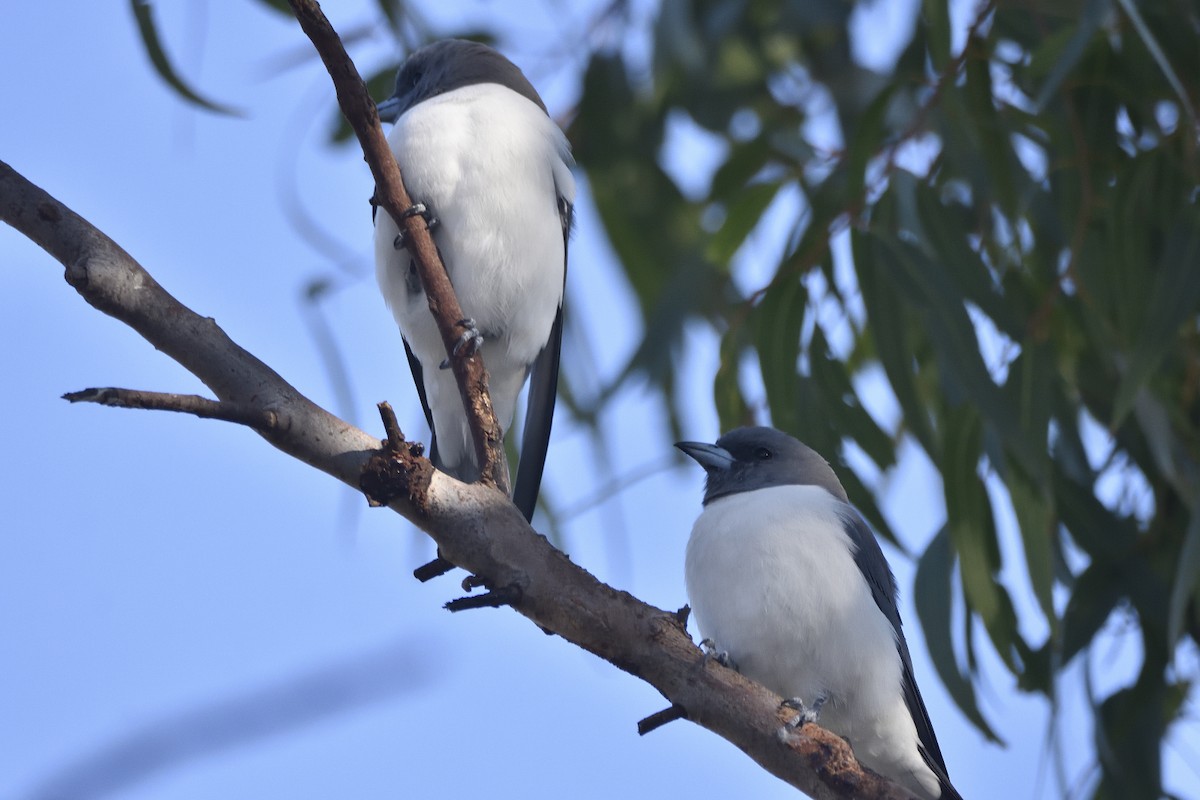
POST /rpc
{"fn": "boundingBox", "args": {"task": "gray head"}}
[377,39,546,123]
[676,426,848,505]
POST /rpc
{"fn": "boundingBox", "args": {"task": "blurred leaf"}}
[714,324,752,431]
[872,201,1046,480]
[853,228,938,455]
[129,0,242,116]
[1030,0,1111,112]
[913,182,1022,340]
[710,134,775,200]
[708,180,784,265]
[1006,464,1057,629]
[1062,561,1123,664]
[809,326,896,471]
[1095,676,1172,798]
[843,84,896,204]
[1111,209,1200,425]
[914,525,1003,741]
[922,0,951,70]
[754,277,806,433]
[1168,510,1200,650]
[942,404,1024,670]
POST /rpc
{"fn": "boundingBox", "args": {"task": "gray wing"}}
[837,507,962,800]
[510,195,572,521]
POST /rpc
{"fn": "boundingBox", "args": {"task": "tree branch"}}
[286,0,507,494]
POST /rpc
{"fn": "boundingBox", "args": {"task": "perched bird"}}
[374,39,574,519]
[677,427,961,800]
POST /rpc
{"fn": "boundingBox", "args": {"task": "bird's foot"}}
[782,694,827,727]
[392,202,440,250]
[699,638,738,671]
[438,319,483,368]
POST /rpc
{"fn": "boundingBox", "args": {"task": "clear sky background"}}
[2,2,1197,799]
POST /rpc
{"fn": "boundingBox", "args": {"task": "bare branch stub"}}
[360,402,432,509]
[62,387,279,430]
[285,0,507,495]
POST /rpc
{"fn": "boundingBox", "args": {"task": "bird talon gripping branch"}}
[698,638,737,670]
[390,202,439,250]
[782,694,826,727]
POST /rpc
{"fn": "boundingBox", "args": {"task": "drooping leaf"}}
[1005,462,1057,630]
[1167,509,1200,652]
[129,0,243,116]
[1061,561,1123,664]
[1111,209,1200,425]
[707,180,784,265]
[853,227,938,455]
[941,404,1025,670]
[1029,0,1111,112]
[914,525,1003,742]
[754,276,806,434]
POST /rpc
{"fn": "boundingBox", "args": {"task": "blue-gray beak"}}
[376,95,403,124]
[676,441,734,471]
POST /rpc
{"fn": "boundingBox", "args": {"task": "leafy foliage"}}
[135,0,1200,796]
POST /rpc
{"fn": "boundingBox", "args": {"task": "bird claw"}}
[438,319,483,368]
[392,202,440,250]
[699,638,738,671]
[782,694,826,727]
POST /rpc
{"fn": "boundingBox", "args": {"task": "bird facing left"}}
[677,427,963,800]
[373,38,574,521]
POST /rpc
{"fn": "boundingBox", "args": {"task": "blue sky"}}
[2,2,1197,799]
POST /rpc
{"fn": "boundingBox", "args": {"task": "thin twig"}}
[62,387,280,429]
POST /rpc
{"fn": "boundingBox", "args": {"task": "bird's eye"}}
[755,447,772,460]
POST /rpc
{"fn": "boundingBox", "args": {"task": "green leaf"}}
[754,277,806,434]
[1061,561,1123,664]
[1111,209,1200,425]
[914,525,1003,742]
[129,0,242,116]
[1167,508,1200,651]
[714,326,751,430]
[1006,464,1057,629]
[843,84,896,204]
[808,326,896,471]
[707,180,784,265]
[913,182,1022,339]
[1030,0,1111,112]
[853,228,938,455]
[942,404,1024,671]
[922,0,951,70]
[710,134,774,200]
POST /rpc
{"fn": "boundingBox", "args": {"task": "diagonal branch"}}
[0,60,918,800]
[286,0,507,494]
